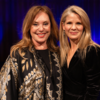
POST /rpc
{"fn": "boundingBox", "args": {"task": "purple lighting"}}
[0,23,3,43]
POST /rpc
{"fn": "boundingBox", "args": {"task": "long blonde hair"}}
[10,5,59,56]
[59,5,99,66]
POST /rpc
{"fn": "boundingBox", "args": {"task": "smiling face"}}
[63,13,84,43]
[30,11,51,47]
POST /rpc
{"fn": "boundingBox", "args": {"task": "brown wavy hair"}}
[10,5,59,56]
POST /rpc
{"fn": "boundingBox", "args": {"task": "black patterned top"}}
[0,47,62,100]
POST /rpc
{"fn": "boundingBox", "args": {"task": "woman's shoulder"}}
[86,45,100,54]
[86,45,100,61]
[11,47,30,59]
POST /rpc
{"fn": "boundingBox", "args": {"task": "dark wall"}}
[0,0,100,99]
[0,0,100,64]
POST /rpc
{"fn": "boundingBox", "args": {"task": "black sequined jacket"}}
[0,47,62,100]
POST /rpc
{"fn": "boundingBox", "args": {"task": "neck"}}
[70,40,78,52]
[32,40,48,50]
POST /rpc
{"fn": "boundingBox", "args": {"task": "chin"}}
[70,37,78,40]
[70,37,80,41]
[37,40,47,43]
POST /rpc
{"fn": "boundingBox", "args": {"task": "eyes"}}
[66,21,82,25]
[33,22,49,26]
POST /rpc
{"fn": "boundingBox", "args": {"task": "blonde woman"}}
[59,5,100,100]
[0,6,62,100]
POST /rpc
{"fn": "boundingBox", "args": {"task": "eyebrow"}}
[33,20,49,23]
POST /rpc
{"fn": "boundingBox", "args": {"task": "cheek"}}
[30,26,38,31]
[79,26,84,31]
[46,25,51,31]
[30,26,36,36]
[64,25,70,31]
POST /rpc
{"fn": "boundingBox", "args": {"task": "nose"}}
[71,24,76,30]
[39,25,44,31]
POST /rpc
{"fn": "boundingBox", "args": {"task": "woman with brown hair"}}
[59,5,100,100]
[0,6,62,100]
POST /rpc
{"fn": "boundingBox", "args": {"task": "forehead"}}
[33,11,50,22]
[66,13,81,21]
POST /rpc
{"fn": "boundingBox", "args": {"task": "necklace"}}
[48,50,52,77]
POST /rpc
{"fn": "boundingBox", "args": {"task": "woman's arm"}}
[84,46,100,100]
[0,54,19,100]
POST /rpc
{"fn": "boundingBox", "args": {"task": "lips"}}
[70,32,78,35]
[37,33,46,38]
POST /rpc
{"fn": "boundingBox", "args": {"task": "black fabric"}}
[0,48,62,100]
[36,49,50,74]
[62,46,100,100]
[36,49,59,99]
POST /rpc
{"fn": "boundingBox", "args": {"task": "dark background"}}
[0,0,100,99]
[0,0,100,66]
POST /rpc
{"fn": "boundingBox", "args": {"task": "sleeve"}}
[0,55,18,100]
[84,46,100,100]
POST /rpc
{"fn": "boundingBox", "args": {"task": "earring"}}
[63,30,65,36]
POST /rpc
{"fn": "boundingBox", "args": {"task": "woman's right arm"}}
[84,46,100,100]
[0,52,19,100]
